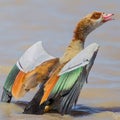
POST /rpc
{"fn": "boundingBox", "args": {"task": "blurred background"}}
[0,0,120,120]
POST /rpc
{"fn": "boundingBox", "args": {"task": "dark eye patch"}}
[91,12,102,19]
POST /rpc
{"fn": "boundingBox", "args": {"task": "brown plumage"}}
[60,11,105,64]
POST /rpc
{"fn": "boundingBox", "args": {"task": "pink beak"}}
[102,13,114,22]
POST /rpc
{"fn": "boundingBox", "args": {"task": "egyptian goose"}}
[23,11,114,115]
[1,11,114,115]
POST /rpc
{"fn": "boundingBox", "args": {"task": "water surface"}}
[0,0,120,120]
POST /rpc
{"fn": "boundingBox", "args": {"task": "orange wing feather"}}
[12,71,26,99]
[40,64,65,104]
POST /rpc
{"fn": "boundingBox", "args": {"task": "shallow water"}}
[0,0,120,120]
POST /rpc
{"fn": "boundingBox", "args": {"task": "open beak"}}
[102,13,114,22]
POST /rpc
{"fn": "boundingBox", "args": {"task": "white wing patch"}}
[59,43,99,76]
[17,41,54,73]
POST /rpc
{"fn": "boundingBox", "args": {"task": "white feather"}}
[59,43,99,76]
[16,41,54,73]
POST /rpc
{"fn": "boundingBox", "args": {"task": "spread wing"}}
[40,43,99,114]
[17,41,54,73]
[1,41,57,102]
[12,58,59,99]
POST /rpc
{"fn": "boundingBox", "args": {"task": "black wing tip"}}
[1,88,12,103]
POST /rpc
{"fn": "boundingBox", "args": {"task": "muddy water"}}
[0,0,120,120]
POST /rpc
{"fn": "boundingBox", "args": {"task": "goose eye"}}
[91,12,102,20]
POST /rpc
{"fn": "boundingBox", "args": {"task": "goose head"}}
[73,11,114,41]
